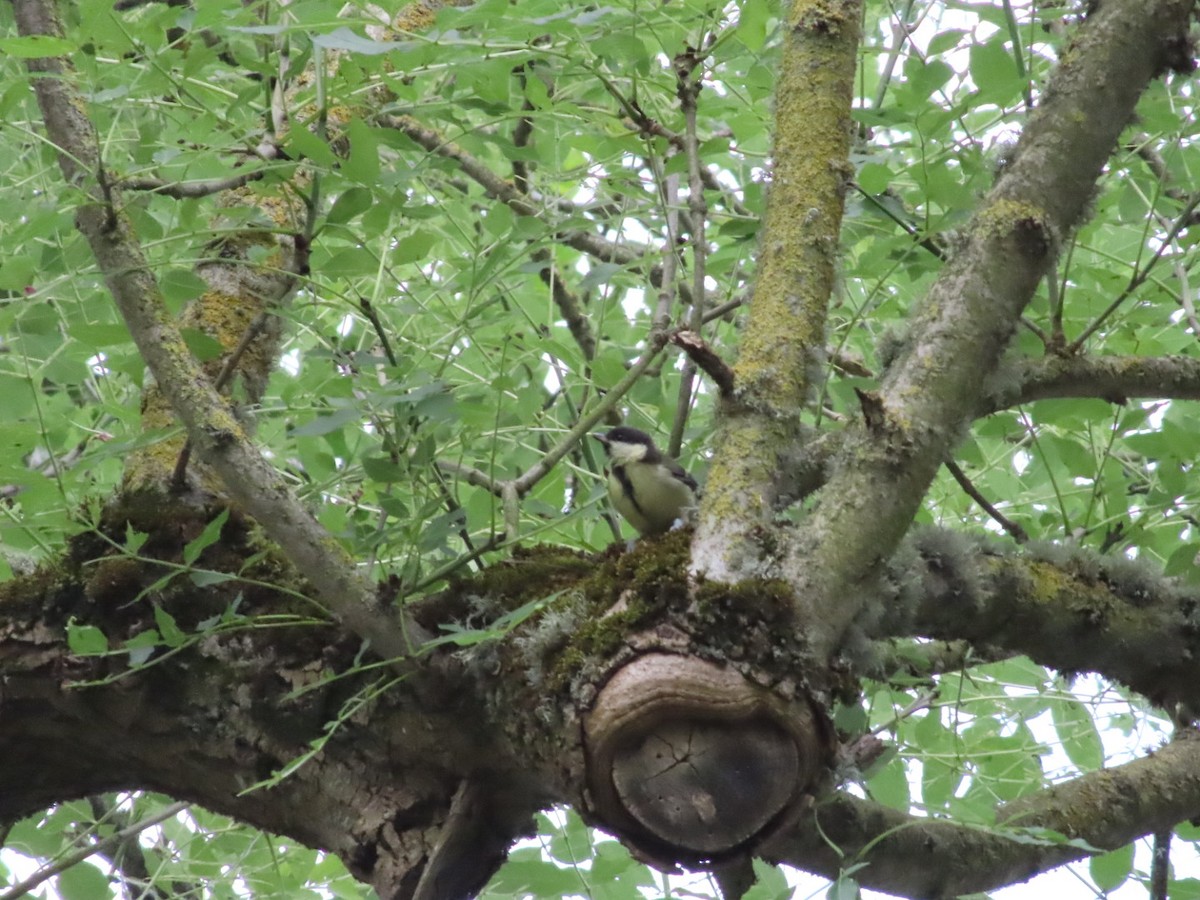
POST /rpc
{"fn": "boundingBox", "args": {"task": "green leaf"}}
[56,861,112,900]
[344,119,382,185]
[311,27,411,55]
[125,525,148,554]
[1050,696,1104,771]
[327,187,375,225]
[970,40,1024,103]
[826,874,860,900]
[286,123,338,166]
[181,328,227,362]
[1089,842,1133,892]
[125,628,162,666]
[154,605,188,647]
[67,619,109,656]
[866,756,910,811]
[392,231,438,265]
[184,509,230,566]
[190,570,238,587]
[736,0,770,51]
[744,859,792,900]
[292,405,362,437]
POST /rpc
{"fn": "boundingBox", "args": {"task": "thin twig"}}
[359,296,399,367]
[0,802,190,900]
[945,459,1029,543]
[1046,265,1066,351]
[870,689,939,737]
[437,459,502,495]
[381,113,655,275]
[669,46,709,458]
[535,248,596,361]
[1150,828,1170,900]
[1069,192,1200,352]
[700,294,744,324]
[122,169,265,198]
[872,0,918,110]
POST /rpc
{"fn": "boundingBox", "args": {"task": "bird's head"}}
[593,427,656,464]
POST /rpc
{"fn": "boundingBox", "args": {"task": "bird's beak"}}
[592,433,610,447]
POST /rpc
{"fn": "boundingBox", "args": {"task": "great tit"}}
[593,427,699,536]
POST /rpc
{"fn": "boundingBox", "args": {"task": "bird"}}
[593,426,699,537]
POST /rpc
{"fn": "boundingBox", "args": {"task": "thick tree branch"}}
[693,0,861,578]
[872,530,1200,712]
[0,545,562,897]
[767,731,1200,898]
[982,353,1200,413]
[781,0,1194,660]
[13,0,431,662]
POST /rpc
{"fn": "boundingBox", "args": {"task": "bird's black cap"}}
[594,426,654,446]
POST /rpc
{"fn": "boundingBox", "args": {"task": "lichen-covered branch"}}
[781,0,1195,660]
[982,353,1200,414]
[692,0,862,580]
[768,732,1200,898]
[879,530,1200,712]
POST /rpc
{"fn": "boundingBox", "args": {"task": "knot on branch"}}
[583,652,830,867]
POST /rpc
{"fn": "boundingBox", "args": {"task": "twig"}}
[872,0,918,110]
[0,802,189,900]
[405,534,503,595]
[669,45,709,457]
[381,114,654,275]
[700,294,744,324]
[870,689,939,737]
[1046,264,1066,351]
[670,330,735,400]
[534,248,596,361]
[1150,828,1170,900]
[122,169,265,198]
[945,459,1029,543]
[359,296,399,367]
[1069,192,1200,352]
[437,460,502,495]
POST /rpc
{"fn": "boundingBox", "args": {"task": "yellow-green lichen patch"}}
[977,199,1050,246]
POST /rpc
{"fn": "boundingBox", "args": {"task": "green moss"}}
[455,544,597,608]
[978,199,1049,241]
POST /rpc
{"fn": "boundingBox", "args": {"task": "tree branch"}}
[14,0,431,663]
[693,0,861,580]
[982,353,1200,414]
[380,113,656,276]
[768,732,1200,898]
[879,530,1200,712]
[0,802,189,900]
[780,0,1195,660]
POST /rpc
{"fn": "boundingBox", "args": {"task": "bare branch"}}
[944,459,1029,543]
[122,169,266,198]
